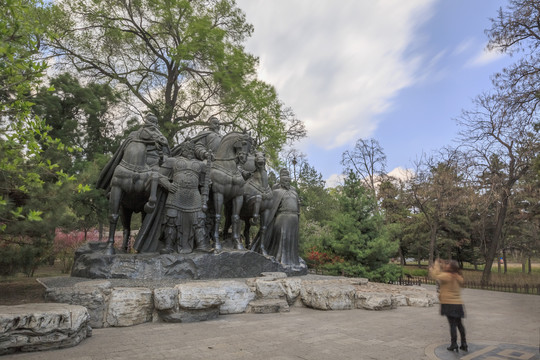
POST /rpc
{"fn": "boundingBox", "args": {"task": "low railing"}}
[309,269,540,295]
[390,276,540,295]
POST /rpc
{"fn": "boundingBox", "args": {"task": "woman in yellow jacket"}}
[429,259,467,352]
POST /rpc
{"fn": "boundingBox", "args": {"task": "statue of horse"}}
[97,122,166,255]
[209,132,252,251]
[224,151,273,254]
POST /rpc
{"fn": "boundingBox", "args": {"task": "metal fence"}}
[390,276,540,295]
[309,269,540,295]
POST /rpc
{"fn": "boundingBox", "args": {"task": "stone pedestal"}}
[71,242,308,280]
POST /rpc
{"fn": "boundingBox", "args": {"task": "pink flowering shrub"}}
[53,228,123,272]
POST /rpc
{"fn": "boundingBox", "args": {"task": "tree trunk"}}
[99,221,104,241]
[428,224,437,266]
[502,247,507,274]
[481,193,510,285]
[528,256,532,274]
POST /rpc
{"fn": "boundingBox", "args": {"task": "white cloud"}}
[465,45,505,67]
[237,0,437,150]
[325,173,345,188]
[388,167,414,181]
[453,38,474,55]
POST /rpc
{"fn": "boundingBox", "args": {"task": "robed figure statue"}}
[253,168,301,266]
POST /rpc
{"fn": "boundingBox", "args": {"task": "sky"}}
[236,0,516,187]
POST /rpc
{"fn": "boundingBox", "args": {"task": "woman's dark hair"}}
[446,260,461,275]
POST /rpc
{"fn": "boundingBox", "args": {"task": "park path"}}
[3,286,539,360]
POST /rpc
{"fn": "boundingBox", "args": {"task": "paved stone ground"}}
[3,286,539,360]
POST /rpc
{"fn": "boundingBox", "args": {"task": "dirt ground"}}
[0,264,67,306]
[0,278,47,305]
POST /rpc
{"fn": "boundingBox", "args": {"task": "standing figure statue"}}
[97,113,169,254]
[262,168,301,266]
[159,140,212,254]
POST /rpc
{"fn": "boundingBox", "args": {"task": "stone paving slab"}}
[1,286,538,360]
[427,341,539,360]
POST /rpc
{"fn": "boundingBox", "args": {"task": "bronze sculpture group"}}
[97,114,302,267]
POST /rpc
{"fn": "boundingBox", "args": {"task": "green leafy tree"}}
[297,162,338,223]
[407,151,471,265]
[0,0,81,275]
[44,0,304,163]
[323,172,399,282]
[0,0,47,118]
[378,177,410,265]
[295,161,338,261]
[401,213,430,266]
[32,73,123,165]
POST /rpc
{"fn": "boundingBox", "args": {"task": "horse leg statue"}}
[209,132,252,252]
[104,143,160,255]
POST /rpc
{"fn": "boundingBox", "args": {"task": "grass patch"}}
[401,267,428,277]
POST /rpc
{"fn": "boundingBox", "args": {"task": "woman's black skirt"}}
[440,304,465,318]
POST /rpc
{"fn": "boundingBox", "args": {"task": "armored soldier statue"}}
[159,140,211,254]
[97,113,169,191]
[192,116,223,161]
[139,113,170,169]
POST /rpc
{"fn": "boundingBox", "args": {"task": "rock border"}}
[43,273,438,328]
[0,303,91,355]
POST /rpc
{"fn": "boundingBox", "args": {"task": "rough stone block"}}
[0,303,90,355]
[391,294,409,307]
[406,296,433,307]
[247,299,290,314]
[300,282,355,310]
[355,292,395,310]
[259,272,288,280]
[154,288,179,311]
[44,281,111,328]
[159,308,220,323]
[176,283,225,309]
[280,277,302,305]
[176,281,255,314]
[255,279,286,299]
[400,289,436,307]
[218,281,256,314]
[105,287,153,327]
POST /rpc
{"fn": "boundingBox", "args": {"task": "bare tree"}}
[406,149,470,265]
[281,148,307,184]
[341,138,387,198]
[456,92,539,284]
[486,0,540,116]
